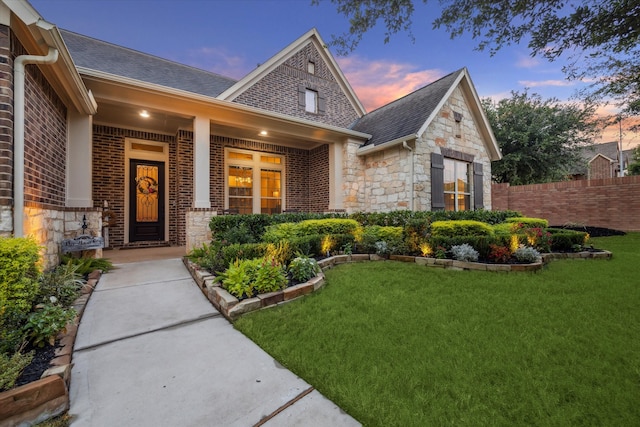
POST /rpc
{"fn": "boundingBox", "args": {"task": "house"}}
[0,0,501,268]
[570,141,635,180]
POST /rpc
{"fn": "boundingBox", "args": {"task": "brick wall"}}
[92,126,175,247]
[13,33,68,208]
[309,144,329,212]
[233,43,359,128]
[491,176,640,232]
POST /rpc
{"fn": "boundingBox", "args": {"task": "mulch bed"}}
[550,225,626,237]
[14,342,58,387]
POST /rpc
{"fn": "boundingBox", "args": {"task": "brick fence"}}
[492,176,640,232]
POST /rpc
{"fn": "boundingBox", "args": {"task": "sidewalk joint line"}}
[253,386,315,427]
[74,313,221,352]
[94,276,194,292]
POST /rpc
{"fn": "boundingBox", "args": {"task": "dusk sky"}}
[30,0,638,149]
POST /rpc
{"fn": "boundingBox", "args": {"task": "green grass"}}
[235,234,640,426]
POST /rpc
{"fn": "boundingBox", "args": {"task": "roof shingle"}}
[60,29,237,98]
[351,69,463,146]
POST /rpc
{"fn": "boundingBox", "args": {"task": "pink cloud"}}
[337,56,444,111]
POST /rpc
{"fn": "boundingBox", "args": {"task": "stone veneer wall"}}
[233,43,359,128]
[21,206,102,270]
[185,209,215,252]
[343,86,492,212]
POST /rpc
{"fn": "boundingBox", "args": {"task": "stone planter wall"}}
[0,270,101,427]
[184,249,612,321]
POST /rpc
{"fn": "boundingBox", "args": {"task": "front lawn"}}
[235,234,640,426]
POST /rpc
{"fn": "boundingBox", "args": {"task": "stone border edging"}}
[184,249,612,321]
[0,269,102,427]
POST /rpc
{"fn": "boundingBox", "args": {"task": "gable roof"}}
[572,141,635,175]
[352,68,501,160]
[59,29,237,98]
[218,28,366,117]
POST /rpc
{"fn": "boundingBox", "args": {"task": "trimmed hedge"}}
[359,226,405,254]
[350,209,522,227]
[505,217,549,229]
[547,228,589,251]
[431,220,494,238]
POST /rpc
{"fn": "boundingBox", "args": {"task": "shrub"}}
[359,226,405,254]
[505,217,549,229]
[222,243,268,269]
[217,258,261,299]
[254,258,288,294]
[430,220,494,238]
[219,223,256,244]
[264,241,293,266]
[288,234,322,257]
[488,244,512,263]
[1,237,41,354]
[262,222,299,243]
[513,246,541,263]
[289,255,321,282]
[296,218,361,237]
[0,350,34,392]
[23,304,76,348]
[187,241,227,273]
[524,227,553,252]
[428,235,509,260]
[61,254,113,276]
[450,244,479,262]
[546,229,589,252]
[405,218,431,253]
[38,262,85,307]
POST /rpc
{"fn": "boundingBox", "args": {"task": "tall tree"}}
[315,0,640,114]
[483,91,598,185]
[628,146,640,176]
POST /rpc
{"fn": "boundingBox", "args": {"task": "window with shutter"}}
[431,153,445,210]
[473,162,484,209]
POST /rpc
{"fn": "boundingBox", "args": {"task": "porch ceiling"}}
[86,75,368,149]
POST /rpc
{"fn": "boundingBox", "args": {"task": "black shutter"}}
[298,84,306,107]
[473,162,484,210]
[318,91,326,114]
[431,153,445,210]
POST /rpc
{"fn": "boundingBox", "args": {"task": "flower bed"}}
[183,250,615,320]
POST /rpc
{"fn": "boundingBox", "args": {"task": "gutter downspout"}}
[13,47,59,237]
[402,141,414,211]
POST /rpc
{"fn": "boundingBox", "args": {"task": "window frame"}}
[224,148,285,214]
[305,89,318,113]
[443,157,471,211]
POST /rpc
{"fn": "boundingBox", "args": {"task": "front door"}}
[129,159,165,242]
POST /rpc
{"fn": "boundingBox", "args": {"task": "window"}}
[443,158,470,211]
[226,149,284,214]
[305,89,318,113]
[307,61,315,74]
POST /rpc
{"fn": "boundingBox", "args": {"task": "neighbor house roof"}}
[59,29,237,98]
[352,69,463,147]
[573,141,635,176]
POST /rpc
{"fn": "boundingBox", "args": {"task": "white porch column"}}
[193,116,211,208]
[328,142,344,210]
[66,111,93,207]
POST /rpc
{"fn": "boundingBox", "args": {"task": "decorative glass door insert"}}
[135,164,159,222]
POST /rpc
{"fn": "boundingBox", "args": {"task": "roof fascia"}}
[80,67,371,142]
[417,68,502,161]
[4,0,97,114]
[218,28,366,116]
[356,134,418,156]
[589,153,614,163]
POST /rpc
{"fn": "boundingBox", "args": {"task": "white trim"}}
[356,134,418,156]
[124,138,169,244]
[224,147,286,214]
[193,116,211,209]
[79,68,371,143]
[66,110,93,207]
[328,143,343,210]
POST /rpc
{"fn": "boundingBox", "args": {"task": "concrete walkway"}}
[69,254,361,426]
